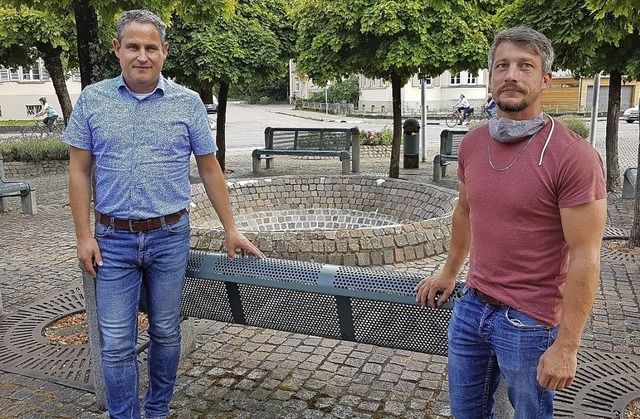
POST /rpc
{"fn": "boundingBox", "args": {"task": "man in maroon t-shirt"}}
[415,27,607,418]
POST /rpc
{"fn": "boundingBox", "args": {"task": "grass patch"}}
[0,119,36,127]
[0,138,69,162]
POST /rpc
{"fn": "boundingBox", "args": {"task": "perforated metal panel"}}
[181,251,460,355]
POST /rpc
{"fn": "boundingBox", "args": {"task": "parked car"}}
[623,105,638,123]
[205,95,219,114]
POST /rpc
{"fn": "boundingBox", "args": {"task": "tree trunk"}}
[37,43,72,125]
[388,74,402,179]
[73,0,102,88]
[605,70,622,193]
[199,88,214,104]
[630,96,640,249]
[216,81,230,172]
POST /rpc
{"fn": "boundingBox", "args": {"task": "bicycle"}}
[445,107,475,128]
[22,119,65,139]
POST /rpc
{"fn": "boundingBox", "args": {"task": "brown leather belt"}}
[96,209,187,232]
[474,288,503,306]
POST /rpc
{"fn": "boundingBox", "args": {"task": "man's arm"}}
[536,198,607,391]
[195,153,264,259]
[415,182,471,308]
[68,146,102,276]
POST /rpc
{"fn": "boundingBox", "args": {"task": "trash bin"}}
[403,118,420,169]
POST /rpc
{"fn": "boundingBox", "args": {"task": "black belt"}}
[96,209,187,232]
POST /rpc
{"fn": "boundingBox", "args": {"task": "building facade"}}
[0,59,81,121]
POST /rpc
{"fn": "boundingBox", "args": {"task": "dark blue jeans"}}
[447,287,557,418]
[95,213,190,419]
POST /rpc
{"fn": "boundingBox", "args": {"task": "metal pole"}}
[325,85,329,115]
[589,74,601,146]
[421,78,427,162]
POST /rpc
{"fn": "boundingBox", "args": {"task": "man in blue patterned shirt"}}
[63,10,263,419]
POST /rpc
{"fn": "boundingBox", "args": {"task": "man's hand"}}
[76,237,103,277]
[415,271,456,309]
[536,343,578,391]
[225,229,264,260]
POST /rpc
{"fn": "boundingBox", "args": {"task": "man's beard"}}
[496,99,529,113]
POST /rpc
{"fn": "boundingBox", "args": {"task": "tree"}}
[291,0,501,178]
[586,0,640,248]
[0,6,76,123]
[163,0,295,170]
[498,0,640,193]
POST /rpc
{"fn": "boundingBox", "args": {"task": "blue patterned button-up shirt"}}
[63,74,216,219]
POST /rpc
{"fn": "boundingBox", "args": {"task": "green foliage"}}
[229,73,289,102]
[557,115,590,139]
[361,128,393,146]
[0,139,69,162]
[498,0,640,80]
[327,76,360,105]
[164,0,294,91]
[0,5,76,69]
[291,0,500,85]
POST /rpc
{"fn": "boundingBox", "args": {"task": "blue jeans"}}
[95,213,190,419]
[447,287,558,418]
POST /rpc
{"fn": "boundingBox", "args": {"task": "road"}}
[219,102,638,151]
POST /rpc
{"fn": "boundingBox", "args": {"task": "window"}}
[466,72,477,85]
[72,72,82,82]
[23,66,40,81]
[450,73,461,85]
[26,104,42,116]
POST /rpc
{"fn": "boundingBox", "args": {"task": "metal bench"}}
[0,155,37,215]
[82,250,463,409]
[252,127,360,175]
[432,129,467,182]
[622,167,637,199]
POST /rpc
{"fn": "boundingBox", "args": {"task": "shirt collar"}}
[117,73,166,97]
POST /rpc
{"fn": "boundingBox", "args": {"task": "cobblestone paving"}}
[0,122,638,418]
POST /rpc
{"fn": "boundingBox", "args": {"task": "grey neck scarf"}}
[489,112,546,143]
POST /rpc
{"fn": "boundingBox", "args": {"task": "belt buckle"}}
[128,219,147,232]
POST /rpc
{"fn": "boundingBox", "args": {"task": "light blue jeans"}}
[447,287,558,418]
[95,213,190,419]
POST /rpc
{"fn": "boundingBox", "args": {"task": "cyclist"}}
[453,94,472,125]
[36,97,59,132]
[483,93,497,119]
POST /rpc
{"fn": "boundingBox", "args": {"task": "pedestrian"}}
[63,9,264,419]
[415,26,607,418]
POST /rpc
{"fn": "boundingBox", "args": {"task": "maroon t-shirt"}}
[458,119,606,326]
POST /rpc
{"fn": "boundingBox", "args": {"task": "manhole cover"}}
[554,349,640,418]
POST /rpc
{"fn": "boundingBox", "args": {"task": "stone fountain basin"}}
[190,176,456,267]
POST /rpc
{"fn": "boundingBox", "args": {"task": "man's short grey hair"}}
[117,10,166,43]
[488,27,554,74]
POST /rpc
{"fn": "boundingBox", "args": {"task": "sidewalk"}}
[0,119,639,418]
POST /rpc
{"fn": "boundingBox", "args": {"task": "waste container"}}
[403,118,420,169]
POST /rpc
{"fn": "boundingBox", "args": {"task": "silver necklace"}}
[488,133,536,172]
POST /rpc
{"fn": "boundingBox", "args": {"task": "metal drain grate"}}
[603,227,630,240]
[0,287,94,391]
[554,349,640,418]
[601,248,640,264]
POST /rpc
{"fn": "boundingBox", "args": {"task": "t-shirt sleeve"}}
[556,138,607,208]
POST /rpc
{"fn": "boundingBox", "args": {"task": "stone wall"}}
[190,176,455,267]
[2,160,68,178]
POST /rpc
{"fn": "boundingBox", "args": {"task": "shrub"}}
[0,139,70,162]
[361,128,393,146]
[558,115,590,139]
